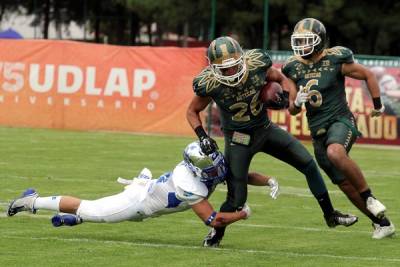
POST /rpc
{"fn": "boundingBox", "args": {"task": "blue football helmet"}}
[183,141,227,185]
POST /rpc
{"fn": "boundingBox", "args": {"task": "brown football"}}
[260,82,283,103]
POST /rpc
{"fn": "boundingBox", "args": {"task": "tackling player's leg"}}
[7,188,39,216]
[7,188,144,226]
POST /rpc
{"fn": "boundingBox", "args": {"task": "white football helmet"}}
[183,141,227,185]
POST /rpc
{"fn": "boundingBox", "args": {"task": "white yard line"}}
[0,212,375,235]
[1,235,399,263]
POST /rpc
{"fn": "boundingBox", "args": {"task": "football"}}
[260,81,283,103]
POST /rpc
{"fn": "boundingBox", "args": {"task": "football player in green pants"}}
[283,18,395,239]
[187,36,357,247]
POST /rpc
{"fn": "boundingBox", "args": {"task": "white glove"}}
[267,177,279,200]
[371,105,385,117]
[294,89,309,108]
[137,167,152,180]
[241,203,251,219]
[117,167,152,185]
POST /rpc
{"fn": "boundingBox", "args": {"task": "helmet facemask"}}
[209,55,247,87]
[291,31,321,57]
[290,18,327,59]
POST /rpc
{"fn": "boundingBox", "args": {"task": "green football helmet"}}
[291,18,327,58]
[207,36,247,87]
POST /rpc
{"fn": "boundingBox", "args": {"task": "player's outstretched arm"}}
[191,199,250,228]
[248,172,279,199]
[342,62,384,116]
[186,95,212,130]
[186,95,218,154]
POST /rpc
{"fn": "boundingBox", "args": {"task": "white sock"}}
[33,196,61,211]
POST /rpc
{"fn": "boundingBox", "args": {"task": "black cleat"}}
[203,228,224,247]
[324,210,358,228]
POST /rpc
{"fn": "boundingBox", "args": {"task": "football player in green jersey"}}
[283,18,395,239]
[187,36,358,247]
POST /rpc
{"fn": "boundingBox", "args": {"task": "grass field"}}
[0,127,398,267]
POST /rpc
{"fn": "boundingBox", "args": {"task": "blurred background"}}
[1,0,400,55]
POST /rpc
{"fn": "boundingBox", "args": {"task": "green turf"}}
[0,127,398,267]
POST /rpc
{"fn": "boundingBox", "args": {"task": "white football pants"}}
[76,186,145,223]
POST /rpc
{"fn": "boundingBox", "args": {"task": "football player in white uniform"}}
[7,141,279,230]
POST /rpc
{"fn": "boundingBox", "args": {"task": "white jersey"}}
[77,162,214,223]
[141,161,209,218]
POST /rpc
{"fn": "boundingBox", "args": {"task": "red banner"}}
[0,40,399,144]
[0,39,206,135]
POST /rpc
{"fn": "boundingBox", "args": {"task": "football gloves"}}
[199,136,219,155]
[267,177,279,200]
[294,89,309,108]
[371,105,385,117]
[241,204,251,219]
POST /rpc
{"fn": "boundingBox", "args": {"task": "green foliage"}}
[0,127,399,266]
[2,0,399,54]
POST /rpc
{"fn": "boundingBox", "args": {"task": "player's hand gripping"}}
[241,204,251,219]
[371,105,385,117]
[294,87,309,108]
[199,136,219,155]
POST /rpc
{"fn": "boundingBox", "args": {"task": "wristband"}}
[372,97,382,109]
[194,126,208,139]
[205,211,217,226]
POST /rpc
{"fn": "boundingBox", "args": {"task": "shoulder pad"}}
[325,46,354,64]
[244,49,272,72]
[282,55,299,77]
[193,67,221,96]
[172,163,208,205]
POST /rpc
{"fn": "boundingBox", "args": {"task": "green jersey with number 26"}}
[193,49,272,132]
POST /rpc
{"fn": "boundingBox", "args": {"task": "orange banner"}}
[0,40,207,135]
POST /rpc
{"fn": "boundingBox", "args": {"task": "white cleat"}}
[366,197,386,218]
[7,188,39,216]
[372,222,395,239]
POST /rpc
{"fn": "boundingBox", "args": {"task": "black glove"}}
[194,126,218,155]
[264,90,289,110]
[199,136,219,155]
